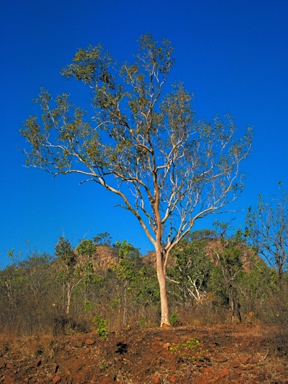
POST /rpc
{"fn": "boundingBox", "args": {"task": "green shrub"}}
[93,315,109,338]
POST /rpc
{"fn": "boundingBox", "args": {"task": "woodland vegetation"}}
[21,34,252,326]
[17,35,286,332]
[1,201,287,337]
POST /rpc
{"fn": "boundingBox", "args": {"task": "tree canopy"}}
[21,34,252,325]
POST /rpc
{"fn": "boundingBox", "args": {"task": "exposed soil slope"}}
[1,324,288,383]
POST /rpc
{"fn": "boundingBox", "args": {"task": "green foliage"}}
[170,337,201,352]
[184,229,217,241]
[93,315,109,338]
[240,260,277,301]
[1,228,288,335]
[169,310,179,326]
[170,338,204,360]
[21,34,253,325]
[168,231,214,303]
[93,232,112,246]
[76,239,95,256]
[7,248,23,265]
[210,226,252,322]
[84,300,93,312]
[245,184,288,286]
[110,240,159,326]
[55,237,77,270]
[113,240,141,281]
[21,34,252,253]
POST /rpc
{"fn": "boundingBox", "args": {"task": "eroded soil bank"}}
[0,324,288,383]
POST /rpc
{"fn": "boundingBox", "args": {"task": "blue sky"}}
[1,0,287,267]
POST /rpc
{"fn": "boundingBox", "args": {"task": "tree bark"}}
[229,289,241,324]
[156,246,170,326]
[66,282,71,315]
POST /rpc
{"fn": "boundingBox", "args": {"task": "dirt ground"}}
[0,323,287,383]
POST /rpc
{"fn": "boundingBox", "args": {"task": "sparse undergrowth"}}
[169,337,206,362]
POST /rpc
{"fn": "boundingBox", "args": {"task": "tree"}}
[76,239,96,256]
[167,231,214,304]
[210,224,260,323]
[212,229,246,323]
[55,237,86,315]
[21,34,252,326]
[113,240,142,326]
[246,184,288,287]
[93,232,112,246]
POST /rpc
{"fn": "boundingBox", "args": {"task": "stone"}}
[4,376,15,384]
[240,356,250,365]
[219,368,229,377]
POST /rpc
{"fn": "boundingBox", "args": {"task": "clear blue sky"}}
[1,0,287,268]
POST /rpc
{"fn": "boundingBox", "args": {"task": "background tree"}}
[55,237,86,315]
[76,239,96,257]
[246,184,288,287]
[211,224,257,324]
[0,250,56,335]
[113,240,142,326]
[167,230,215,304]
[93,232,112,246]
[21,34,252,326]
[239,257,277,320]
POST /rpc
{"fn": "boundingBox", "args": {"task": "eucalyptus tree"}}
[246,184,288,287]
[167,231,215,304]
[21,34,252,326]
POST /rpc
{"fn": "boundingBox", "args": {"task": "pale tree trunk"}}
[66,282,72,315]
[156,245,170,326]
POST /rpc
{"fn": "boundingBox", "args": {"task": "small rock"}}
[219,368,229,377]
[214,356,228,363]
[240,356,250,365]
[4,376,15,384]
